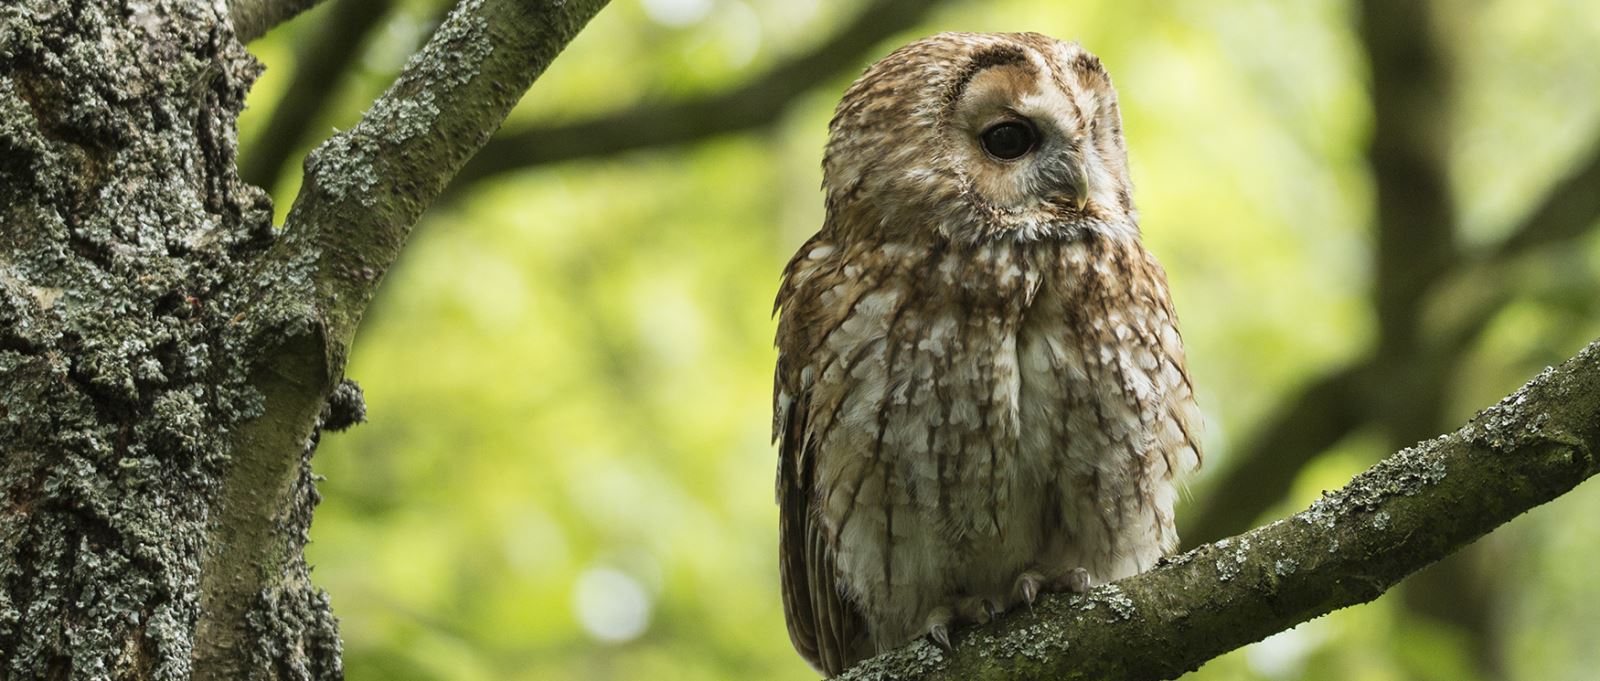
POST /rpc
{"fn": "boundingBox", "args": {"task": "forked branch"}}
[195,2,613,675]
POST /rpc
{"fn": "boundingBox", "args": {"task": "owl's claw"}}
[923,569,1087,651]
[953,595,1001,624]
[1014,571,1044,610]
[1062,567,1092,594]
[925,607,954,651]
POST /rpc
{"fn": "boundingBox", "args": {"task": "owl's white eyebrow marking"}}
[945,45,1028,105]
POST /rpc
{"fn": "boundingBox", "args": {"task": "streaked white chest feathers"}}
[775,234,1202,649]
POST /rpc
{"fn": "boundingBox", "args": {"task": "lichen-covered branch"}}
[268,0,610,352]
[191,1,611,677]
[837,339,1600,681]
[448,0,946,190]
[228,0,329,43]
[239,0,395,190]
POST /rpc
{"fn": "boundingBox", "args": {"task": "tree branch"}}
[228,0,330,43]
[193,1,611,675]
[837,338,1600,681]
[277,0,610,353]
[447,0,945,191]
[239,0,395,190]
[1360,0,1457,362]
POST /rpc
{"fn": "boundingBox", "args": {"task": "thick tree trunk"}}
[0,1,339,678]
[0,0,608,678]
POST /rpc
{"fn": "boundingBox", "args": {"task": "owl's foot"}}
[923,596,1007,651]
[923,568,1095,650]
[1012,567,1091,609]
[965,595,1002,623]
[1059,566,1093,594]
[925,607,954,650]
[1013,571,1044,609]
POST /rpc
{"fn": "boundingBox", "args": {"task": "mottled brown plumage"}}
[773,32,1203,675]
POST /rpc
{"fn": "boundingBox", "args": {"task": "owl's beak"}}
[1067,157,1092,211]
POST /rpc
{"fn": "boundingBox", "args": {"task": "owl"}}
[772,32,1203,675]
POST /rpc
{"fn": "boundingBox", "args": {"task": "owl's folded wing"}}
[776,372,867,676]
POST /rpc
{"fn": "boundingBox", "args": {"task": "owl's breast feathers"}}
[773,231,1202,673]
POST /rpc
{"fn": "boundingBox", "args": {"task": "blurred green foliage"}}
[237,0,1600,679]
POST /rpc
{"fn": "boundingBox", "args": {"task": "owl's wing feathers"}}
[777,401,861,675]
[774,241,869,676]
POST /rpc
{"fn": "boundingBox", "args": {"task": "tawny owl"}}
[772,32,1203,675]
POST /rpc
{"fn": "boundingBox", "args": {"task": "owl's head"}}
[823,32,1134,243]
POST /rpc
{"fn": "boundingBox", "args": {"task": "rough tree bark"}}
[838,338,1600,680]
[0,0,608,679]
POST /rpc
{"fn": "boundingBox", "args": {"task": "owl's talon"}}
[925,608,954,651]
[953,596,995,624]
[1014,571,1044,610]
[1063,567,1092,594]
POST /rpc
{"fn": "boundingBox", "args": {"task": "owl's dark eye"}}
[979,121,1036,160]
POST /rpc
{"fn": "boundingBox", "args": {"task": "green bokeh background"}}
[239,1,1600,679]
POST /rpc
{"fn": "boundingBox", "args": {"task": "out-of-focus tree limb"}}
[240,0,395,191]
[1183,0,1462,552]
[1488,139,1600,260]
[228,0,329,43]
[1180,364,1369,544]
[1181,125,1600,548]
[1359,0,1456,441]
[447,0,946,190]
[837,339,1600,681]
[1182,0,1600,539]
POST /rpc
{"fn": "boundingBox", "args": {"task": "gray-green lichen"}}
[834,639,948,681]
[300,0,491,208]
[1212,536,1250,583]
[0,1,341,678]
